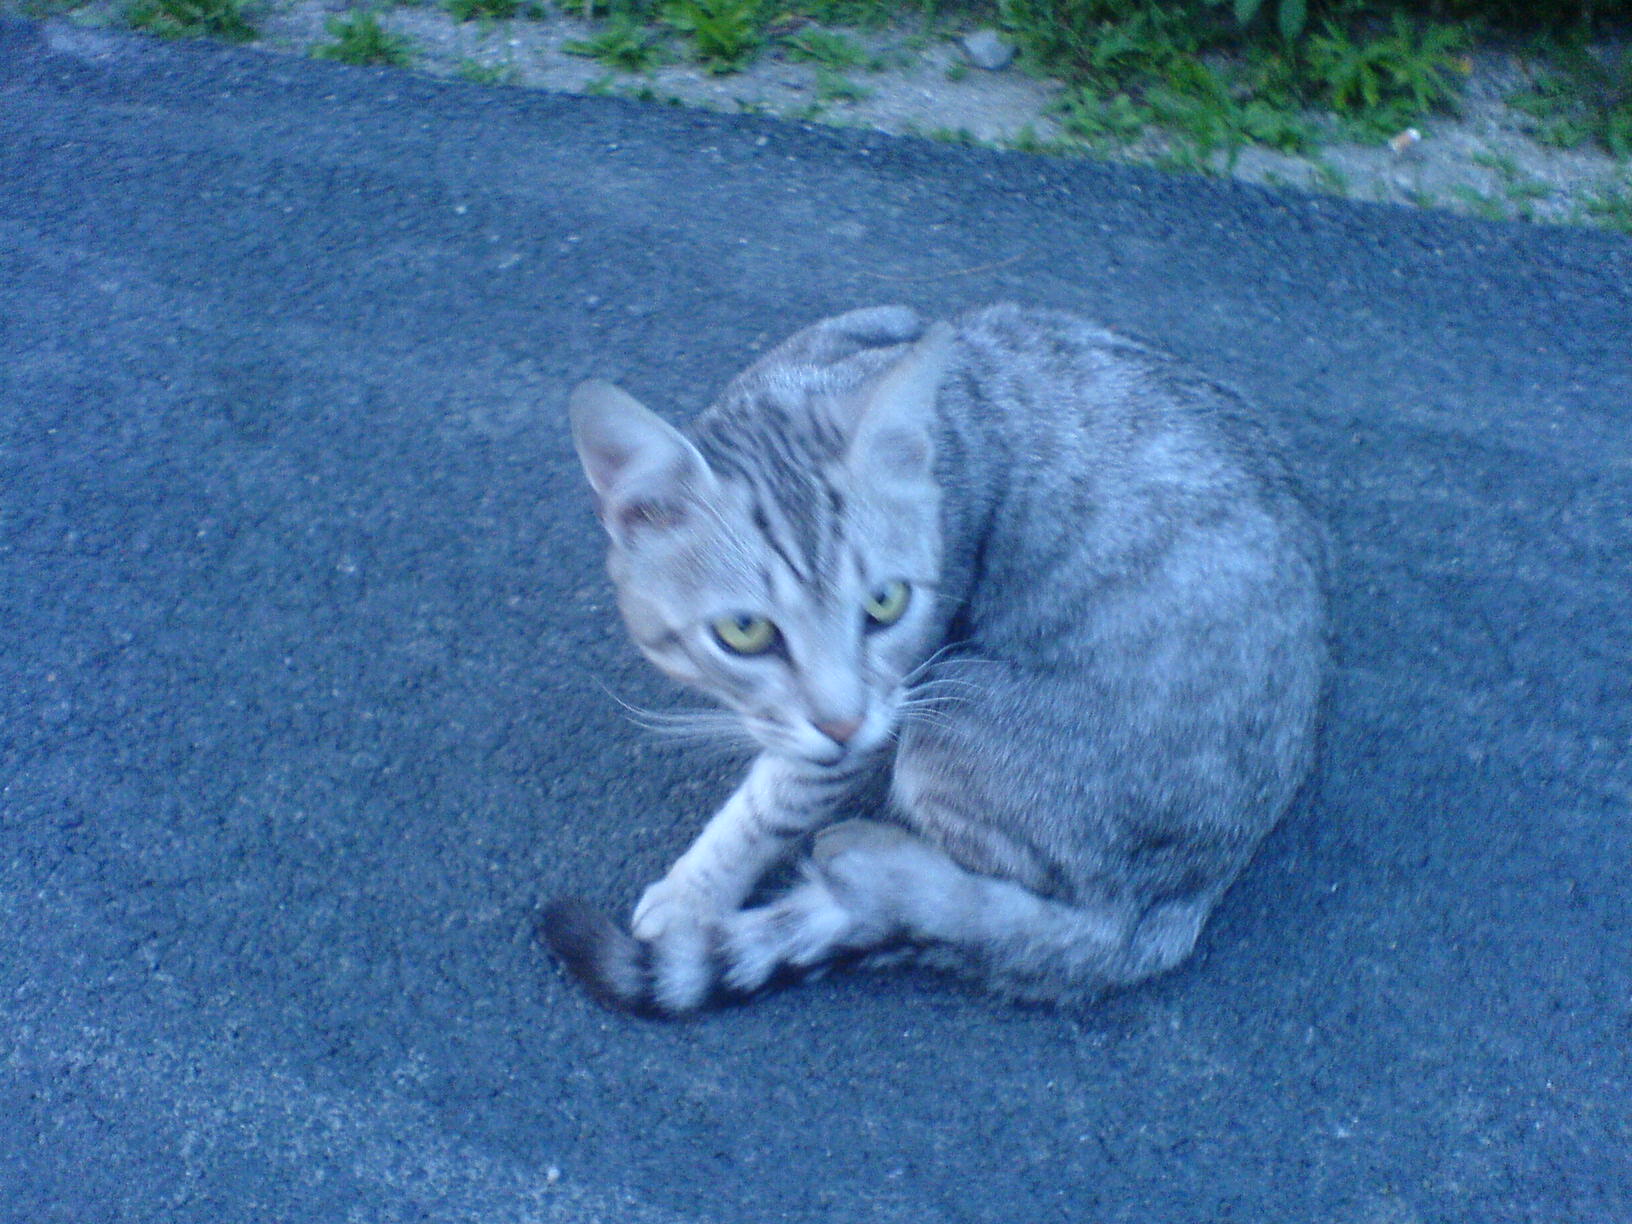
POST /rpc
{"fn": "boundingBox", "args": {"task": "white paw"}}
[630,872,720,942]
[720,879,854,993]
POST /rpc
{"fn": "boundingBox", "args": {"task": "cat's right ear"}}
[569,381,712,542]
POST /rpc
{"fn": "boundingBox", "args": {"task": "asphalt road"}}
[2,17,1629,1223]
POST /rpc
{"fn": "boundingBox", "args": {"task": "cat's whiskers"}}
[594,682,756,754]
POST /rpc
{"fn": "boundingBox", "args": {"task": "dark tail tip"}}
[538,897,666,1018]
[539,897,615,968]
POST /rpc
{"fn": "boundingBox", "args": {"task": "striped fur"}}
[547,304,1326,1016]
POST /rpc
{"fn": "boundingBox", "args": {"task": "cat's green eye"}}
[712,614,779,656]
[863,581,911,628]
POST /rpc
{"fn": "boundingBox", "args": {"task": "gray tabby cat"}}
[542,303,1325,1016]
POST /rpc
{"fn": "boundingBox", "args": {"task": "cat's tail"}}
[540,820,1211,1016]
[538,898,754,1017]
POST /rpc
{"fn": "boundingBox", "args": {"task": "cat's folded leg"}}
[719,818,1191,1003]
[717,819,970,993]
[630,752,868,942]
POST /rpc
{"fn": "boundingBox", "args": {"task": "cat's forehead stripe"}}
[696,399,848,596]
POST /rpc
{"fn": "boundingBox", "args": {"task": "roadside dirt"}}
[48,0,1632,227]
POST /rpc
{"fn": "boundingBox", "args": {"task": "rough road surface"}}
[2,18,1629,1224]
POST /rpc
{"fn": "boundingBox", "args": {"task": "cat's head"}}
[570,323,953,766]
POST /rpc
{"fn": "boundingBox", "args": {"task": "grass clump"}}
[455,57,520,82]
[1006,1,1471,165]
[780,26,873,71]
[1300,13,1470,135]
[127,0,257,42]
[814,65,870,100]
[1510,40,1632,158]
[1580,178,1632,231]
[661,0,764,72]
[564,15,668,71]
[314,11,414,66]
[785,0,907,29]
[447,0,520,19]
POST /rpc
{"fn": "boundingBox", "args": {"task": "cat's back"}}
[936,303,1325,680]
[945,302,1303,503]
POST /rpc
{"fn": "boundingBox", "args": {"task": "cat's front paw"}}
[631,872,722,942]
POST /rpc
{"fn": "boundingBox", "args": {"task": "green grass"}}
[780,27,873,71]
[65,0,1632,233]
[814,65,870,101]
[4,0,84,15]
[1580,179,1632,232]
[661,0,764,73]
[313,11,414,66]
[1448,182,1510,221]
[455,57,519,82]
[1055,85,1148,148]
[1509,40,1632,158]
[1471,150,1554,211]
[1001,1,1468,163]
[127,0,256,41]
[564,15,668,71]
[785,0,907,29]
[447,0,519,19]
[1300,14,1470,135]
[1308,156,1350,195]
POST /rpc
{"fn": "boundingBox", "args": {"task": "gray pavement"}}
[1,17,1629,1223]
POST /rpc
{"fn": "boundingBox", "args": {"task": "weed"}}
[127,0,256,42]
[564,16,667,71]
[455,57,518,82]
[1581,179,1632,232]
[814,66,870,101]
[945,59,969,82]
[1308,156,1349,194]
[1056,85,1148,147]
[1153,57,1314,162]
[313,11,414,66]
[1503,176,1553,204]
[1009,123,1049,153]
[447,0,518,20]
[1471,148,1555,207]
[1471,149,1520,178]
[1148,142,1216,176]
[999,0,1201,89]
[1301,14,1469,135]
[1510,40,1632,158]
[780,27,870,71]
[663,0,764,73]
[5,0,88,16]
[1448,183,1509,221]
[787,0,905,30]
[1228,0,1311,43]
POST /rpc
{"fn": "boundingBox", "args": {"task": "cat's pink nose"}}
[815,717,863,745]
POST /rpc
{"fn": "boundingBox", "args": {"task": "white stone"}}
[961,29,1015,72]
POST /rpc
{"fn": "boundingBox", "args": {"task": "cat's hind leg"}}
[720,819,1197,1002]
[543,819,1204,1014]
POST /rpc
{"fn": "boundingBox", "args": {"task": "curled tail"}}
[539,898,788,1017]
[540,820,1211,1017]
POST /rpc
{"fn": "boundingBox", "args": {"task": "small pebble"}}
[961,29,1014,72]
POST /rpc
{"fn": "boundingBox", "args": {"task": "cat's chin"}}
[784,722,892,768]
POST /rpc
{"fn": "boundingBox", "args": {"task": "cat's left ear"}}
[846,321,954,484]
[569,380,713,542]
